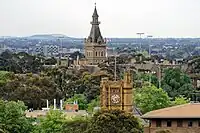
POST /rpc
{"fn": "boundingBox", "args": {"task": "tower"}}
[84,4,107,65]
[100,71,133,112]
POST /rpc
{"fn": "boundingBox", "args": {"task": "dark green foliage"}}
[62,117,89,133]
[0,51,44,73]
[86,109,143,133]
[1,74,57,109]
[161,68,194,99]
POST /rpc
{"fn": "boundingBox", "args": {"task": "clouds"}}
[0,0,199,37]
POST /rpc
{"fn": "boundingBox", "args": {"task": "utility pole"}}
[147,35,153,84]
[136,33,144,53]
[158,65,161,88]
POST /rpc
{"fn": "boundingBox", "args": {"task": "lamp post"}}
[136,33,144,53]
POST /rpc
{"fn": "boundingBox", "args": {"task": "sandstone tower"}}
[84,5,107,65]
[100,71,133,112]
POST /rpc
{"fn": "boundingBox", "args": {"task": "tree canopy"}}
[86,109,143,133]
[0,100,32,133]
[134,84,171,114]
[161,68,194,99]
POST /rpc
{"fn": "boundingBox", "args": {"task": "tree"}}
[1,74,58,109]
[34,110,66,133]
[87,96,100,113]
[66,94,88,110]
[134,73,159,88]
[134,85,171,114]
[161,68,194,99]
[171,96,190,106]
[62,116,89,133]
[86,109,143,133]
[0,100,32,133]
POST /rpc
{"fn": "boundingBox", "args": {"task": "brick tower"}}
[100,70,133,112]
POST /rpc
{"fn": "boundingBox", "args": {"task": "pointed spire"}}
[86,3,105,44]
[93,3,99,17]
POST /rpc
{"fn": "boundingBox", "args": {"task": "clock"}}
[111,94,120,104]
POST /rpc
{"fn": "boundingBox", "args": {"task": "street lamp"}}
[136,33,144,53]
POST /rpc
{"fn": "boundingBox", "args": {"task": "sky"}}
[0,0,200,38]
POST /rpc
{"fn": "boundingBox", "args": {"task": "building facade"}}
[84,5,107,65]
[34,44,59,56]
[142,103,200,133]
[100,71,133,112]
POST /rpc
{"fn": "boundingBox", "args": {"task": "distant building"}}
[34,44,59,56]
[0,43,6,54]
[142,103,200,133]
[84,5,107,65]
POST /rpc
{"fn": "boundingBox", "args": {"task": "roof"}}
[86,5,104,44]
[142,103,200,119]
[92,6,99,17]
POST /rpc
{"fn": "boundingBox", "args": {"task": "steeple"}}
[87,4,104,44]
[92,3,99,18]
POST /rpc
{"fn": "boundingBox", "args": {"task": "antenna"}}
[114,52,117,81]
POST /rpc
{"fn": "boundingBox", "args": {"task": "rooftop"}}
[142,103,200,119]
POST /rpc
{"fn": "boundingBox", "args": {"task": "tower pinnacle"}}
[86,4,104,44]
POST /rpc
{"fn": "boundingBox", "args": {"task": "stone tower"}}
[84,5,107,65]
[100,71,133,112]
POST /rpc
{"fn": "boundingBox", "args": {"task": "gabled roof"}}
[142,103,200,119]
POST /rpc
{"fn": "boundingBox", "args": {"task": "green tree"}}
[86,109,143,133]
[35,110,66,133]
[66,94,88,110]
[1,74,57,109]
[87,96,100,113]
[171,96,190,106]
[62,116,89,133]
[161,68,194,99]
[134,85,171,114]
[0,100,32,133]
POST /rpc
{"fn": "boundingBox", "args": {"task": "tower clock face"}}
[111,94,120,104]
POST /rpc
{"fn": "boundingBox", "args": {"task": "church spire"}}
[92,3,99,18]
[86,3,104,44]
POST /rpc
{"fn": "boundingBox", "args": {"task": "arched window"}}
[101,51,104,56]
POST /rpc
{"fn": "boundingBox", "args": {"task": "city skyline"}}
[0,0,200,38]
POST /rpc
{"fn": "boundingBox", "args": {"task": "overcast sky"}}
[0,0,200,38]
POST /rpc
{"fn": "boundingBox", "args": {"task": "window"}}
[101,51,104,56]
[96,52,98,56]
[177,120,183,127]
[198,121,200,127]
[156,120,161,127]
[188,121,193,127]
[167,120,172,127]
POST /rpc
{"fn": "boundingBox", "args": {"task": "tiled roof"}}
[142,103,200,119]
